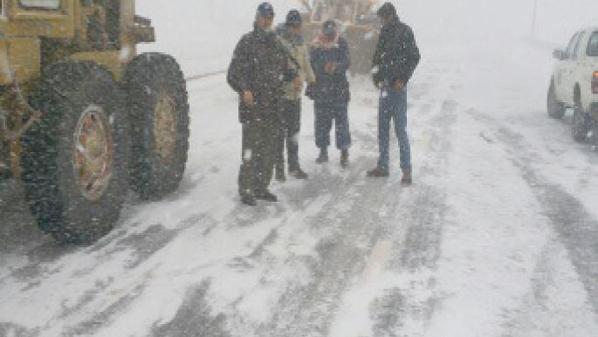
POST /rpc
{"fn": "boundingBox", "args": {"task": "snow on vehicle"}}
[548,26,598,143]
[0,0,190,244]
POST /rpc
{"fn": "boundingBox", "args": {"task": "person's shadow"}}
[0,179,71,267]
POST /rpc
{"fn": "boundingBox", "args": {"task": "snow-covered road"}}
[2,0,598,334]
[1,35,598,336]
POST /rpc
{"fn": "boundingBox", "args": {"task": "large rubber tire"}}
[123,53,190,200]
[572,94,590,143]
[21,62,129,244]
[547,80,566,119]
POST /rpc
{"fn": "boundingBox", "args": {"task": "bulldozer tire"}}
[123,53,190,200]
[21,62,129,244]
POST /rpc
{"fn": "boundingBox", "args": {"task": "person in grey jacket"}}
[274,9,316,181]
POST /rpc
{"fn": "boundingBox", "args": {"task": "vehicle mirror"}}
[553,49,566,60]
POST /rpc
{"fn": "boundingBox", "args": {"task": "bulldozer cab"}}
[0,0,154,177]
[0,0,153,85]
[304,0,377,24]
[310,0,354,23]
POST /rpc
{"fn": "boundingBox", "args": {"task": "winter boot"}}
[340,149,349,168]
[401,168,413,185]
[316,148,329,164]
[241,194,257,206]
[289,166,309,179]
[255,189,278,202]
[366,167,389,177]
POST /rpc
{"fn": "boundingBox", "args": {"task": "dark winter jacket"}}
[228,25,297,123]
[309,33,351,105]
[372,16,420,88]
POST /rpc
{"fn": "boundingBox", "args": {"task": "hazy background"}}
[137,0,598,76]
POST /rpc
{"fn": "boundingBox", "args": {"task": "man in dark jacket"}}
[309,20,352,168]
[367,2,420,184]
[227,2,298,206]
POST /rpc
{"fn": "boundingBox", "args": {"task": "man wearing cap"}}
[309,20,352,168]
[274,9,316,182]
[227,2,299,206]
[367,2,420,185]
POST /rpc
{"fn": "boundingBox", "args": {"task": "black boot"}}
[241,194,257,206]
[340,150,349,168]
[289,166,309,179]
[255,189,278,202]
[316,148,328,164]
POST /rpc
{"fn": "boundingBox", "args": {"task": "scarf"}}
[311,32,340,50]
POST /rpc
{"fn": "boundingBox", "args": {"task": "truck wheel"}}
[547,80,565,119]
[572,94,590,142]
[123,53,190,200]
[21,62,129,244]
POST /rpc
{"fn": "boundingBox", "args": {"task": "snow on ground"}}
[1,0,598,336]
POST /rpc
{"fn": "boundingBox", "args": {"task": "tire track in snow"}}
[496,126,598,314]
[366,95,457,337]
[465,108,598,316]
[252,68,460,337]
[254,161,404,337]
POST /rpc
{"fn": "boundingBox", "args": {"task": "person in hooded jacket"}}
[274,9,316,182]
[308,20,352,168]
[367,2,420,184]
[227,2,300,206]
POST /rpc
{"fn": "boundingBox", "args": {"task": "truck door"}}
[557,32,580,104]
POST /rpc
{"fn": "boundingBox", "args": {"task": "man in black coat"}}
[367,2,420,184]
[309,20,352,168]
[227,2,298,206]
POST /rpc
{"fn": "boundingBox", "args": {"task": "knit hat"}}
[286,9,302,26]
[322,20,336,36]
[376,2,397,18]
[257,2,275,18]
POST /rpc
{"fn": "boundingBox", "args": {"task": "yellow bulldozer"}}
[298,0,380,74]
[0,0,190,243]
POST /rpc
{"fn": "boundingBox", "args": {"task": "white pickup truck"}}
[548,26,598,143]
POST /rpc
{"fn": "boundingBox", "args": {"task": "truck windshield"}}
[19,0,60,10]
[588,32,598,57]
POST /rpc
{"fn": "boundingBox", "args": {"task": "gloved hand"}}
[292,77,303,93]
[324,62,337,74]
[283,68,299,82]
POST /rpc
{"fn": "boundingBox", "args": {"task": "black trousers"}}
[275,99,302,171]
[238,112,279,197]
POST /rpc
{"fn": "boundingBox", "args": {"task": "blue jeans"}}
[377,87,411,170]
[314,102,351,151]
